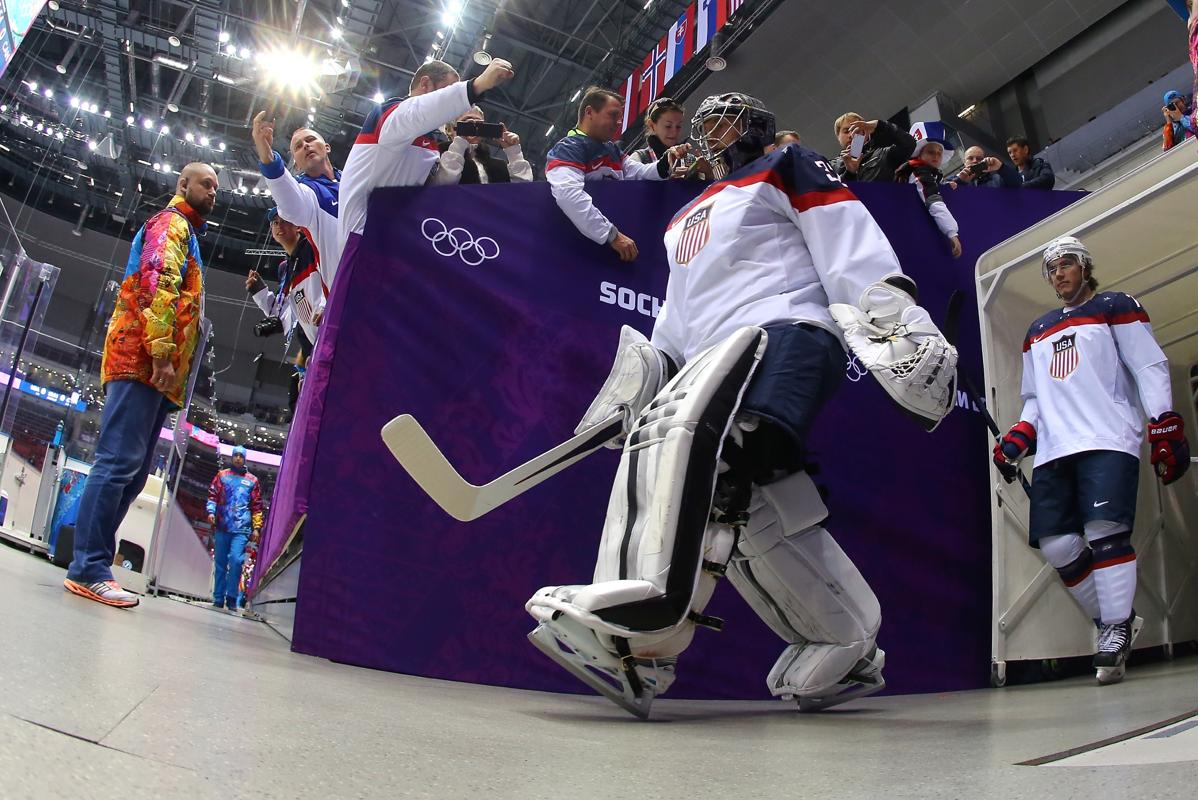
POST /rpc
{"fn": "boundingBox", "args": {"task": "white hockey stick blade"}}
[380,413,624,522]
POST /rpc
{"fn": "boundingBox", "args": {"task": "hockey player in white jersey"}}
[525,93,959,717]
[994,236,1190,685]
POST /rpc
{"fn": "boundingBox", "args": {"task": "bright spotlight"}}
[44,88,53,98]
[200,135,210,147]
[373,91,384,103]
[219,31,230,44]
[69,96,80,108]
[143,118,154,129]
[255,46,320,94]
[185,132,195,142]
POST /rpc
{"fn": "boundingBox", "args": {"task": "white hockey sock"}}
[1039,534,1100,621]
[1085,522,1136,625]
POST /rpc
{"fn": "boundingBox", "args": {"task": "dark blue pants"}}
[67,380,173,583]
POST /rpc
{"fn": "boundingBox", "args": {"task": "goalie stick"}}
[380,413,624,521]
[943,290,1032,497]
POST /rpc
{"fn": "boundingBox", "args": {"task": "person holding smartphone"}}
[429,106,534,185]
[946,145,1020,189]
[829,112,916,182]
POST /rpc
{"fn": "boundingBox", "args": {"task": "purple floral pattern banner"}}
[281,178,1081,699]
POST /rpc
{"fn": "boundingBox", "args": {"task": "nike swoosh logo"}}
[1093,501,1110,507]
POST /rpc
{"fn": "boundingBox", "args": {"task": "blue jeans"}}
[67,380,173,583]
[213,530,249,605]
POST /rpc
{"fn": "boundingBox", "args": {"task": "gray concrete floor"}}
[1,544,1195,800]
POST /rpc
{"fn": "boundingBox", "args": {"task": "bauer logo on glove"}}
[1148,411,1190,486]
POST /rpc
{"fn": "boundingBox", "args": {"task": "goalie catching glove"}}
[829,275,958,431]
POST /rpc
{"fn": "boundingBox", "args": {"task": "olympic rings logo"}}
[845,353,869,382]
[421,217,500,266]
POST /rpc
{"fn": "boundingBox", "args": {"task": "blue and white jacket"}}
[545,129,669,244]
[259,152,341,288]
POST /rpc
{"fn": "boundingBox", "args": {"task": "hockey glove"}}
[993,421,1035,483]
[253,316,285,338]
[1148,412,1190,485]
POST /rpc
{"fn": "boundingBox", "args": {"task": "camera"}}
[455,120,505,139]
[253,316,285,338]
[968,162,987,176]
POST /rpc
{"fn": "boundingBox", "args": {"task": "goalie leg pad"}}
[527,328,767,710]
[725,470,884,704]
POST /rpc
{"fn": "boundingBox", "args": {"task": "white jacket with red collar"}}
[337,81,475,268]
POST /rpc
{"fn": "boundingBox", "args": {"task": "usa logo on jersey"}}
[675,204,712,265]
[1050,333,1079,380]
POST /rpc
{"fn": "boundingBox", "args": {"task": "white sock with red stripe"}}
[1085,521,1136,625]
[1039,533,1100,621]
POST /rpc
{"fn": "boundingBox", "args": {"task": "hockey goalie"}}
[525,92,959,718]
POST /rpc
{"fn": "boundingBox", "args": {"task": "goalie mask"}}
[691,92,776,177]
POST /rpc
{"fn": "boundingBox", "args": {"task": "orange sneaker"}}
[63,578,140,608]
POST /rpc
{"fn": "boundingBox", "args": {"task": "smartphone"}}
[968,162,987,176]
[849,133,865,159]
[455,120,504,139]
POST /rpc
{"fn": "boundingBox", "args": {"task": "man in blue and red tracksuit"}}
[207,446,264,609]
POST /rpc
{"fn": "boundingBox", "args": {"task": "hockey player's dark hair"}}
[410,60,457,91]
[577,87,623,123]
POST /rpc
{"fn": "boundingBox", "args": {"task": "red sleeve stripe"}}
[546,159,585,172]
[1022,309,1152,352]
[354,102,401,145]
[668,168,856,230]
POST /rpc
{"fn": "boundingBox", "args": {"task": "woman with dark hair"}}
[633,97,713,179]
[430,106,534,185]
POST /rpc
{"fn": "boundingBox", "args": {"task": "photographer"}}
[247,209,323,410]
[429,106,533,185]
[946,145,1020,189]
[1161,90,1195,151]
[830,112,916,182]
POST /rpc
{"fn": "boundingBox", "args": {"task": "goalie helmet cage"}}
[975,138,1198,687]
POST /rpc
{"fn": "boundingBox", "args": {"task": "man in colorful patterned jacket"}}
[63,162,218,609]
[207,445,264,610]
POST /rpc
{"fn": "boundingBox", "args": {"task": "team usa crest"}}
[675,203,713,265]
[1050,333,1079,380]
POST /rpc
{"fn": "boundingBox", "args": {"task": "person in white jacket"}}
[336,58,515,265]
[430,107,533,185]
[252,115,342,287]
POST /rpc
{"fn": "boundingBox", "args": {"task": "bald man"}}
[64,162,218,609]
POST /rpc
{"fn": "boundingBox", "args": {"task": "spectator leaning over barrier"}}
[1161,90,1195,150]
[896,122,962,259]
[546,87,690,262]
[632,97,686,164]
[62,163,218,609]
[429,106,534,185]
[337,58,516,263]
[252,116,342,289]
[946,145,1021,189]
[831,112,917,182]
[1006,136,1055,189]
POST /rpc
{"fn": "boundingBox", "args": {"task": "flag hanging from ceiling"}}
[665,4,696,85]
[639,40,668,111]
[621,71,638,132]
[696,0,731,52]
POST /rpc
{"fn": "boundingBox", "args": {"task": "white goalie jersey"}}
[652,144,906,366]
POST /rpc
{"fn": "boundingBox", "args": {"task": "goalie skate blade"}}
[794,676,886,712]
[380,413,623,521]
[527,623,654,720]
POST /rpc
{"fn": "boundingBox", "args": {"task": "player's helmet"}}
[1041,235,1092,280]
[690,92,776,176]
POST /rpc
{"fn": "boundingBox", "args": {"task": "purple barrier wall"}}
[276,178,1081,700]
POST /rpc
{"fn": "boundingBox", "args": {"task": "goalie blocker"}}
[527,286,954,717]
